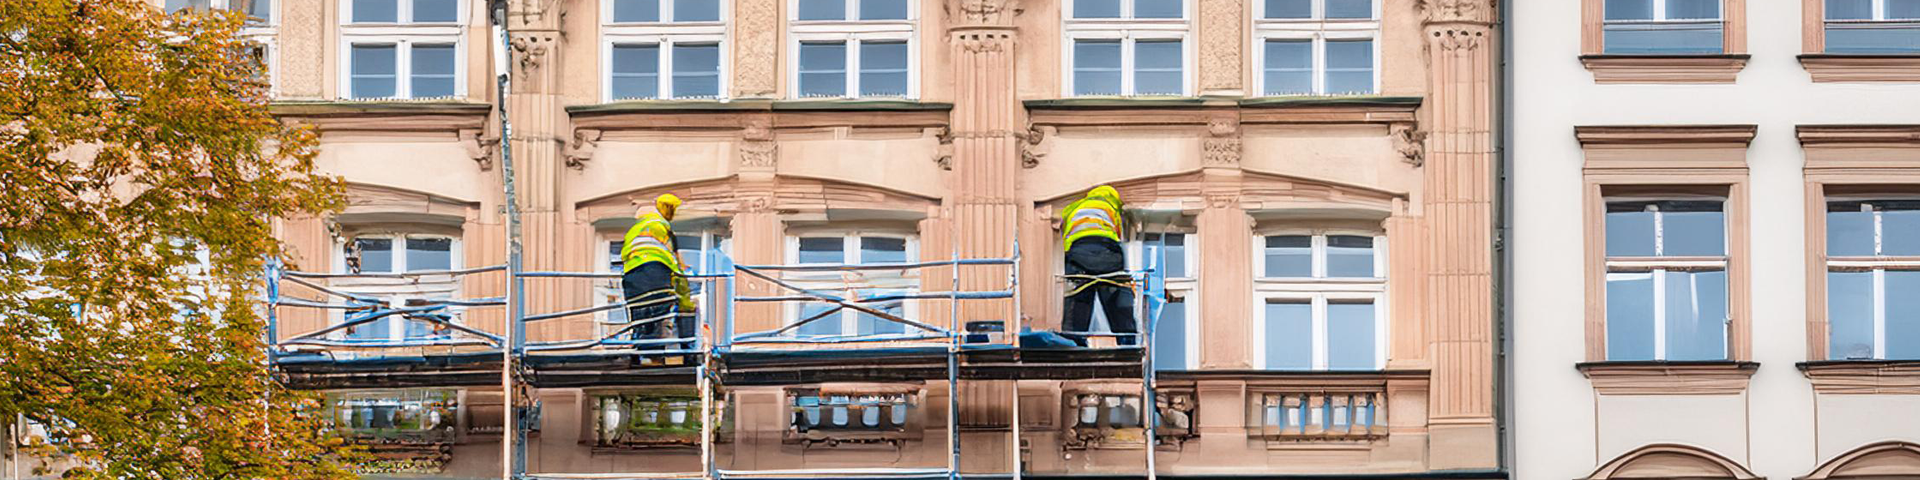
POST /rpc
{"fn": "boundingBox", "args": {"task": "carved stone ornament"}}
[1019,125,1054,169]
[1391,123,1428,167]
[930,126,954,170]
[1197,0,1245,92]
[564,129,602,170]
[732,0,779,97]
[458,129,500,171]
[509,33,556,91]
[1417,0,1495,23]
[950,0,1022,26]
[1202,118,1241,167]
[1430,26,1490,52]
[738,121,778,168]
[1205,193,1239,209]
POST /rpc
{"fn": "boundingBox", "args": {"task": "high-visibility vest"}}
[622,213,680,273]
[1061,195,1123,250]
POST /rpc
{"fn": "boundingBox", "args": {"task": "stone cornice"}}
[1024,96,1422,127]
[1796,124,1920,147]
[269,101,492,132]
[1580,55,1751,84]
[1799,54,1920,83]
[1574,125,1759,147]
[566,100,954,131]
[1797,360,1920,394]
[1576,361,1760,395]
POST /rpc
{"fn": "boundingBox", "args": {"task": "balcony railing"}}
[1250,388,1386,442]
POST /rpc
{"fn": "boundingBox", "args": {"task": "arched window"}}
[1584,444,1760,480]
[1799,441,1920,480]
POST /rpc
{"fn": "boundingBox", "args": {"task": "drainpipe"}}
[488,0,526,478]
[1494,0,1515,474]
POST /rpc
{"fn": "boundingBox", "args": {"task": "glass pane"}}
[1884,205,1920,255]
[1072,40,1122,96]
[1327,301,1376,370]
[1662,206,1725,257]
[1827,0,1872,20]
[1603,24,1725,54]
[1074,0,1121,18]
[799,42,848,98]
[1264,235,1313,277]
[1149,233,1187,278]
[609,241,625,272]
[1828,271,1875,360]
[1825,24,1920,54]
[1605,272,1655,360]
[1895,0,1920,19]
[1134,0,1182,18]
[1605,0,1652,20]
[1326,235,1375,278]
[799,0,844,20]
[1665,0,1719,19]
[350,45,397,98]
[355,238,395,273]
[798,237,845,264]
[166,0,212,12]
[860,236,908,264]
[1888,271,1920,359]
[413,0,457,22]
[859,41,910,97]
[611,45,660,100]
[675,234,702,274]
[1263,40,1312,96]
[1605,204,1654,257]
[1326,0,1372,19]
[1265,0,1310,18]
[1663,269,1727,361]
[1154,299,1186,370]
[353,0,398,22]
[1828,202,1875,256]
[1133,40,1183,95]
[1264,300,1312,370]
[245,0,272,21]
[406,237,453,272]
[671,44,720,98]
[860,0,909,20]
[798,304,841,337]
[1324,39,1374,95]
[613,0,661,22]
[857,294,906,336]
[674,0,720,21]
[410,44,456,98]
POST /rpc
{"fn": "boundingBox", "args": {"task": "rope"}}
[1062,272,1136,297]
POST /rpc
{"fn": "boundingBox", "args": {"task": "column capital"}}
[1418,0,1497,26]
[946,0,1024,28]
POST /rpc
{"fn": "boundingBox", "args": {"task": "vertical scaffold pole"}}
[489,0,525,476]
[1008,217,1023,480]
[700,277,716,480]
[1140,245,1157,480]
[946,222,962,480]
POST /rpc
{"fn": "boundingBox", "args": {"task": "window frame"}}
[1250,0,1382,97]
[1581,0,1746,57]
[1820,197,1920,360]
[786,0,918,99]
[1600,196,1733,362]
[1818,0,1920,54]
[340,0,464,25]
[600,0,730,102]
[1250,229,1389,371]
[337,0,466,101]
[332,232,464,342]
[783,229,921,337]
[1128,230,1198,370]
[597,230,731,338]
[1061,0,1193,97]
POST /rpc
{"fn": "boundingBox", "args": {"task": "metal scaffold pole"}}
[701,277,717,480]
[946,222,961,480]
[1141,244,1158,480]
[1009,219,1023,480]
[490,0,526,477]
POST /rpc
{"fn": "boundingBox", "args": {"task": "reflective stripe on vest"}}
[623,216,679,273]
[1062,197,1122,250]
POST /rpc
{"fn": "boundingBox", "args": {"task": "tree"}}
[0,0,354,478]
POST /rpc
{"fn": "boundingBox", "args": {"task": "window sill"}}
[1580,54,1749,84]
[1797,360,1920,394]
[1575,361,1759,395]
[1799,54,1920,83]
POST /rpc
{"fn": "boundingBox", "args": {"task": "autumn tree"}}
[0,0,355,477]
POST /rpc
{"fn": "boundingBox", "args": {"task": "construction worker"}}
[1060,185,1137,346]
[622,194,697,350]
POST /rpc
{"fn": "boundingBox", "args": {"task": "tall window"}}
[1602,0,1724,54]
[1254,0,1379,96]
[1603,199,1729,361]
[788,232,917,337]
[1063,0,1189,97]
[1826,199,1920,360]
[1130,232,1195,370]
[1824,0,1920,54]
[599,231,730,332]
[604,0,726,101]
[165,0,270,21]
[791,0,915,98]
[340,0,462,99]
[338,233,461,342]
[1253,231,1386,371]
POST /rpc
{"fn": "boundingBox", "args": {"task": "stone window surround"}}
[1577,0,1749,84]
[1576,125,1756,375]
[1249,0,1383,97]
[1797,126,1920,391]
[1249,224,1391,372]
[599,0,732,102]
[1799,0,1920,82]
[1128,227,1200,370]
[1059,0,1196,97]
[784,0,920,100]
[782,227,921,335]
[338,0,468,101]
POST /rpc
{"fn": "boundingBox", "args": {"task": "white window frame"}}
[332,232,464,342]
[597,231,731,338]
[1825,198,1920,360]
[784,230,921,336]
[786,0,918,99]
[340,0,465,25]
[601,0,730,102]
[1823,0,1920,53]
[1599,0,1725,54]
[1601,198,1731,361]
[1251,0,1380,97]
[1128,231,1198,370]
[338,0,465,100]
[1061,0,1193,97]
[1251,230,1388,371]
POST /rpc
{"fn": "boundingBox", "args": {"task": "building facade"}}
[1513,0,1920,478]
[95,0,1497,478]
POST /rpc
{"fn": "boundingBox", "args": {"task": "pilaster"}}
[506,1,568,341]
[277,0,327,98]
[1196,0,1245,96]
[733,0,781,98]
[1196,191,1252,369]
[946,0,1023,329]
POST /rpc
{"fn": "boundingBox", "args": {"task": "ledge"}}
[1797,360,1920,394]
[566,99,954,131]
[1580,54,1750,84]
[1025,96,1421,127]
[1800,54,1920,83]
[1575,361,1760,395]
[269,100,492,132]
[1574,124,1759,146]
[1797,124,1920,146]
[566,98,953,115]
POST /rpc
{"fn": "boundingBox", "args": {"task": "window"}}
[592,390,729,448]
[1603,200,1729,361]
[603,0,725,101]
[1130,232,1196,370]
[1825,199,1920,360]
[1824,0,1920,53]
[339,0,462,99]
[1254,0,1379,96]
[1253,232,1386,371]
[790,0,915,98]
[599,232,730,333]
[785,387,919,445]
[328,389,458,439]
[1602,0,1725,54]
[336,233,461,342]
[786,232,918,338]
[1063,0,1189,96]
[1061,388,1196,449]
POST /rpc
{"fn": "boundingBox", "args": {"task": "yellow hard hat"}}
[1088,185,1120,202]
[655,194,683,219]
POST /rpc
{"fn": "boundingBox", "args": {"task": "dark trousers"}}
[1063,237,1137,345]
[621,262,691,350]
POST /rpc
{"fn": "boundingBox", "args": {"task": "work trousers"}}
[621,262,693,350]
[1062,237,1137,346]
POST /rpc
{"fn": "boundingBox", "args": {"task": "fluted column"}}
[506,2,568,343]
[945,0,1022,330]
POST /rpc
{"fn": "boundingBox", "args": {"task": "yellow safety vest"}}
[622,213,680,273]
[1061,195,1123,250]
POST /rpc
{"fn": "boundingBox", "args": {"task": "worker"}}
[622,194,698,351]
[1060,185,1137,346]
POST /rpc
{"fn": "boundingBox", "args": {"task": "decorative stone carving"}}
[1017,125,1051,169]
[510,33,557,92]
[732,0,779,97]
[1204,192,1240,210]
[1391,123,1428,167]
[956,32,1013,53]
[277,0,323,98]
[949,0,1022,26]
[564,129,601,170]
[1418,0,1496,24]
[1198,0,1244,92]
[1429,26,1490,52]
[738,121,778,168]
[930,126,954,170]
[1202,118,1241,167]
[458,129,499,171]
